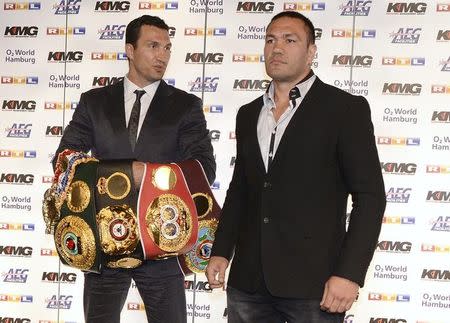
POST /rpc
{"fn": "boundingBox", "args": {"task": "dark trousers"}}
[83,257,186,323]
[227,286,345,323]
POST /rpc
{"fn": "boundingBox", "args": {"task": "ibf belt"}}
[53,159,103,273]
[176,160,221,275]
[138,163,198,259]
[95,160,143,269]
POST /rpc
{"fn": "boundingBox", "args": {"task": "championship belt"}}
[50,152,103,273]
[95,160,143,269]
[176,160,221,275]
[138,163,198,259]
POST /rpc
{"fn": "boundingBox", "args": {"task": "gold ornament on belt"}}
[66,180,91,213]
[97,205,139,255]
[54,215,96,271]
[146,194,192,252]
[152,166,177,190]
[97,172,131,200]
[107,257,142,269]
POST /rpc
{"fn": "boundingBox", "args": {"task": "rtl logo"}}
[332,55,372,67]
[42,272,77,283]
[184,27,226,36]
[44,102,77,110]
[387,2,427,14]
[45,126,63,137]
[0,150,36,158]
[40,248,58,256]
[91,52,127,60]
[390,27,421,44]
[95,1,130,11]
[369,318,406,323]
[236,1,275,13]
[48,51,83,62]
[2,100,36,112]
[53,0,81,15]
[98,24,126,40]
[283,2,325,11]
[380,162,417,175]
[421,269,450,281]
[383,216,415,224]
[47,26,86,35]
[431,84,450,94]
[0,295,33,303]
[368,293,410,302]
[233,54,264,63]
[0,173,34,185]
[4,2,41,10]
[127,302,145,310]
[4,26,38,37]
[0,246,33,257]
[185,53,224,64]
[340,0,372,16]
[436,3,449,11]
[426,165,450,173]
[233,79,270,91]
[426,190,450,202]
[382,83,421,95]
[92,76,123,87]
[422,243,450,253]
[138,2,179,10]
[376,240,412,253]
[1,76,38,85]
[332,29,376,38]
[377,137,420,145]
[203,105,223,114]
[381,57,425,66]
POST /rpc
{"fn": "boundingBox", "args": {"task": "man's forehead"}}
[267,17,306,33]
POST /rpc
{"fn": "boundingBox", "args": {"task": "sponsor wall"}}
[0,1,449,323]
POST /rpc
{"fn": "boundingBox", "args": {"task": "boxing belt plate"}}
[95,160,144,269]
[176,160,221,275]
[53,158,103,273]
[138,163,198,259]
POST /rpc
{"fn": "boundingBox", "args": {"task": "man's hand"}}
[205,256,229,289]
[320,276,359,313]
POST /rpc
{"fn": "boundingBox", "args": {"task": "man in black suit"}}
[206,11,385,323]
[54,15,215,323]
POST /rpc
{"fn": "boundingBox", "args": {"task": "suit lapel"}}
[105,81,133,153]
[268,77,323,173]
[247,98,266,176]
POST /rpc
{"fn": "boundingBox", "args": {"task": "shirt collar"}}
[124,75,161,97]
[263,70,316,110]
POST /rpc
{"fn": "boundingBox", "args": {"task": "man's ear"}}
[307,43,317,66]
[125,43,134,61]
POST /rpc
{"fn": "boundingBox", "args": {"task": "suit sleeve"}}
[52,92,94,170]
[333,95,386,287]
[210,108,247,261]
[178,96,216,184]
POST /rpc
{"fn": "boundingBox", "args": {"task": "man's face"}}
[264,17,317,83]
[126,24,171,86]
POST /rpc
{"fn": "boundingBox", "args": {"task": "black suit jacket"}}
[55,80,215,183]
[211,77,386,298]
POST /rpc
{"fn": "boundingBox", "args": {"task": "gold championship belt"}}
[43,150,103,272]
[138,163,198,259]
[95,160,143,269]
[177,160,221,275]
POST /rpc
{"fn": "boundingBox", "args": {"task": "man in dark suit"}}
[206,11,385,323]
[54,15,215,323]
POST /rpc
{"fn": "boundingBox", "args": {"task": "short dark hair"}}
[126,15,169,48]
[268,11,315,45]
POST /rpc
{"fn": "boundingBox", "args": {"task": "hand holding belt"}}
[176,160,221,275]
[138,163,198,259]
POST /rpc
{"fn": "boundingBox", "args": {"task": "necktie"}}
[128,89,146,151]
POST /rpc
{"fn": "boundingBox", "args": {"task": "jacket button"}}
[263,182,271,188]
[263,217,269,224]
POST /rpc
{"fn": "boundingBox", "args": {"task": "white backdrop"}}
[0,1,449,323]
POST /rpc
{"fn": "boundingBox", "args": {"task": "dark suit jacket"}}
[55,80,215,183]
[211,77,386,298]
